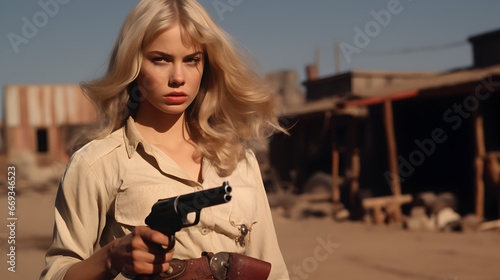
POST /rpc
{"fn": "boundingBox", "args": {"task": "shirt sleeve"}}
[245,152,290,280]
[40,152,110,280]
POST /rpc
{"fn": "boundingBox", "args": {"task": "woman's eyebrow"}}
[185,51,203,58]
[146,51,203,58]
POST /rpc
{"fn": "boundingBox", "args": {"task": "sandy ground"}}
[1,186,500,280]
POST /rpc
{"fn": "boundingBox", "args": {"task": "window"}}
[37,128,48,153]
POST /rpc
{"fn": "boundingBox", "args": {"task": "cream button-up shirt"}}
[41,117,289,280]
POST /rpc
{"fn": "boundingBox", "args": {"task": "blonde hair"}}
[80,0,285,176]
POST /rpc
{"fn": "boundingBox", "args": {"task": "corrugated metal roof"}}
[4,84,96,127]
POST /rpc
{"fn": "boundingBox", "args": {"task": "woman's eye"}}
[185,57,201,65]
[152,57,169,64]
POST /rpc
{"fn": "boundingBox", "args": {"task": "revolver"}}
[145,181,232,251]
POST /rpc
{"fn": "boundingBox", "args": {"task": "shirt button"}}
[201,227,211,235]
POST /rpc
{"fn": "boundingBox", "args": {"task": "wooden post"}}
[332,143,340,202]
[350,148,361,210]
[332,133,341,212]
[383,99,402,223]
[347,119,360,212]
[473,112,486,220]
[383,99,401,196]
[485,152,500,219]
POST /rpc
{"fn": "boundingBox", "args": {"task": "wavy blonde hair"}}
[80,0,285,176]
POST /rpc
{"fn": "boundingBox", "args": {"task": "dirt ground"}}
[1,186,500,280]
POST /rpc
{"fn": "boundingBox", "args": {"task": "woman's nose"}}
[169,65,185,87]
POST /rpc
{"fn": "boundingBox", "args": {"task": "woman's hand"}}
[106,226,174,277]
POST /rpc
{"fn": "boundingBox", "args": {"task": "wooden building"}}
[3,84,96,164]
[270,29,500,220]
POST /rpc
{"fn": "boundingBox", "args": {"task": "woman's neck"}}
[134,101,190,146]
[134,100,202,182]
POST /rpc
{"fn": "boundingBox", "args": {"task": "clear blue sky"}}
[1,0,500,119]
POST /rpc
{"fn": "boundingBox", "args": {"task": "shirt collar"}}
[124,116,152,159]
[122,116,204,186]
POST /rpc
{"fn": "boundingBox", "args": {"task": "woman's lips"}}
[163,92,188,104]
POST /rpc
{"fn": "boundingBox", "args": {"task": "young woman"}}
[40,0,289,279]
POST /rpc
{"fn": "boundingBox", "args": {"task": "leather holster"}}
[137,252,271,280]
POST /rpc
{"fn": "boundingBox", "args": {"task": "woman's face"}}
[137,24,204,116]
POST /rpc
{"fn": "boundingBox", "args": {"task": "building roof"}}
[302,70,436,86]
[343,64,500,107]
[3,84,96,127]
[283,96,369,117]
[284,64,500,116]
[468,29,500,43]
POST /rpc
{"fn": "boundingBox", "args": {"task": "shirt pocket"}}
[114,184,176,228]
[228,186,258,247]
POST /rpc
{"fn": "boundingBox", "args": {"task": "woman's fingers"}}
[135,227,173,254]
[139,227,171,248]
[108,226,174,276]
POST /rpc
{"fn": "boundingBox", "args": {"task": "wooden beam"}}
[331,121,341,212]
[347,118,360,213]
[485,153,500,187]
[473,112,486,220]
[350,148,360,210]
[485,153,500,219]
[332,142,340,205]
[362,194,413,209]
[340,90,418,108]
[362,194,413,225]
[478,219,500,231]
[383,99,401,196]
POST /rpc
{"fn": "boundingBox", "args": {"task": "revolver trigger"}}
[164,234,175,252]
